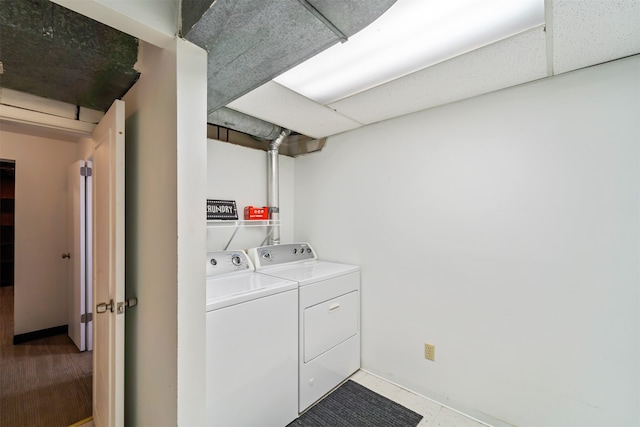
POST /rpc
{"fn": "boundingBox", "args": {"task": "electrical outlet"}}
[424,343,435,361]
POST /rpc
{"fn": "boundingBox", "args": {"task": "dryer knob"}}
[231,255,242,266]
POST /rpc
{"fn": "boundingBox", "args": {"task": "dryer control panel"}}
[206,251,254,277]
[248,243,317,269]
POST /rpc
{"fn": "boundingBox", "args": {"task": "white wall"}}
[293,56,640,427]
[0,128,79,335]
[207,139,294,251]
[122,38,207,426]
[175,38,208,427]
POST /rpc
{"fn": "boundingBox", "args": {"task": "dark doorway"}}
[0,160,15,287]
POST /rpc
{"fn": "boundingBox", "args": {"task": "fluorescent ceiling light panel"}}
[274,0,544,104]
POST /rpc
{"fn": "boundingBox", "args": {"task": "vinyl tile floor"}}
[349,370,490,427]
[72,371,490,427]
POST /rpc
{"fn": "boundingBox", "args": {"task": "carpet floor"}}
[288,380,423,427]
[0,286,93,427]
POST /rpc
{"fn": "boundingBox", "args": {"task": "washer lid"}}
[258,260,359,286]
[206,273,297,311]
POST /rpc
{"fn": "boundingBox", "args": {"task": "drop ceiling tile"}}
[328,26,548,125]
[227,81,363,139]
[552,0,640,75]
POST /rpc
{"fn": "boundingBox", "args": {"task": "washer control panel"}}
[248,243,317,269]
[206,250,254,276]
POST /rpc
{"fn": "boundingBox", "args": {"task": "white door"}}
[93,99,126,427]
[67,160,87,351]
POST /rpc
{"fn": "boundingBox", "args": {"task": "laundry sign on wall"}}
[207,199,238,220]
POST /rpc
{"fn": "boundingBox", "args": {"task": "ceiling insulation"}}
[0,0,139,112]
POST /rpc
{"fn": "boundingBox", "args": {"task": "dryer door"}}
[304,290,358,362]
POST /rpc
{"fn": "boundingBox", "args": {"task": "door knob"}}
[97,298,138,315]
[96,299,114,313]
[61,252,71,259]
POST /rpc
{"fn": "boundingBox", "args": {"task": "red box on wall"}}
[244,206,269,220]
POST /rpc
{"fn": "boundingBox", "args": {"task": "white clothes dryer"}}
[248,243,361,413]
[205,250,298,427]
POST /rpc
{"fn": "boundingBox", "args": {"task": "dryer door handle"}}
[328,302,341,312]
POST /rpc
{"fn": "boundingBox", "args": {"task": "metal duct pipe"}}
[267,129,290,245]
[208,107,282,140]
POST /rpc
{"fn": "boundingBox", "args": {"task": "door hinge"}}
[80,166,93,177]
[81,312,93,323]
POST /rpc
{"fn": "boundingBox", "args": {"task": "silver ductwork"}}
[267,129,290,245]
[183,0,397,113]
[208,107,282,140]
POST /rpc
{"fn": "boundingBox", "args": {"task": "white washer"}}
[205,250,298,427]
[248,243,361,412]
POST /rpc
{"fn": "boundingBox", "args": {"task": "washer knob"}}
[231,255,242,266]
[210,258,217,266]
[262,251,271,260]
